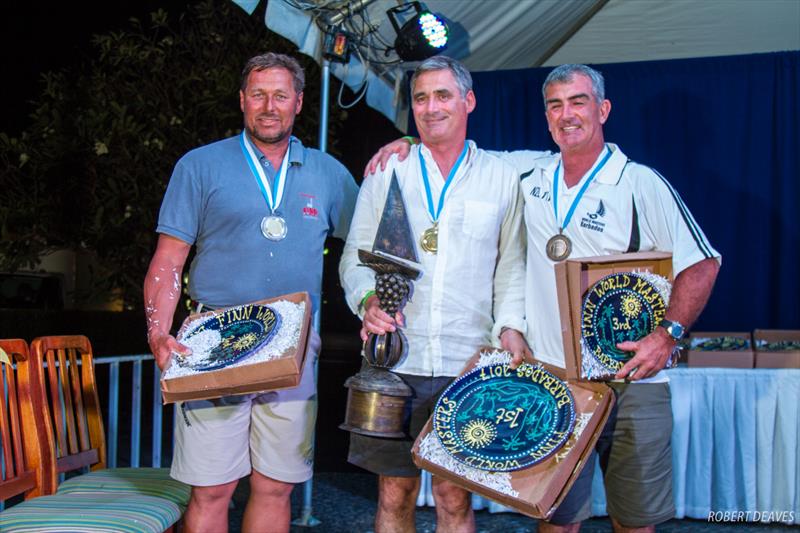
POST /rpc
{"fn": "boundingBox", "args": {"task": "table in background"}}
[418,368,800,525]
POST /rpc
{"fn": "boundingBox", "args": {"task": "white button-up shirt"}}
[340,141,526,377]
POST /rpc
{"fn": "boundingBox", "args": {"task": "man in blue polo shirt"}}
[143,52,357,533]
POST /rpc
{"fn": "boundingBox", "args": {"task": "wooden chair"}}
[0,338,183,532]
[0,339,54,501]
[26,335,190,506]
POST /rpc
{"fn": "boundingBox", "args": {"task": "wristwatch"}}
[659,318,685,342]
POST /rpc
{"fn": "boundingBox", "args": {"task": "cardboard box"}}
[753,329,800,369]
[160,292,312,404]
[687,331,754,368]
[411,350,614,520]
[554,251,673,380]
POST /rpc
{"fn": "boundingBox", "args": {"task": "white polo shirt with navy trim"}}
[499,143,721,371]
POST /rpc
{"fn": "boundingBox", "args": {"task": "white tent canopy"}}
[234,0,800,127]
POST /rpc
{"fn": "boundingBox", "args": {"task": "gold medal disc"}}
[420,226,438,254]
[546,233,572,261]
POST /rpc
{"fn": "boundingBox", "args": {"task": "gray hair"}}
[410,56,472,98]
[241,52,305,93]
[542,64,605,107]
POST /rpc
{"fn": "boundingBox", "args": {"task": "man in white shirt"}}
[339,56,528,533]
[365,64,720,533]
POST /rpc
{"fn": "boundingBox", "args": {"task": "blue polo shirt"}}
[157,134,357,313]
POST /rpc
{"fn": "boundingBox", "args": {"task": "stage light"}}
[387,2,449,62]
[323,25,351,64]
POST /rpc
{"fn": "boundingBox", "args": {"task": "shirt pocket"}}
[461,200,500,241]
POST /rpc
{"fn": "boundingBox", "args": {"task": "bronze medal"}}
[546,233,572,261]
[420,225,438,254]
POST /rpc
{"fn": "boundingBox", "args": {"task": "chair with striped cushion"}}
[0,339,183,533]
[26,335,191,508]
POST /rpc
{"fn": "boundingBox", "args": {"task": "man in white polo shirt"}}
[365,63,721,533]
[505,63,720,533]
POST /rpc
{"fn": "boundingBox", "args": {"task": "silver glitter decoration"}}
[477,349,513,368]
[418,432,519,498]
[554,412,592,462]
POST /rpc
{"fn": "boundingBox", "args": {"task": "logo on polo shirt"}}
[300,193,319,219]
[530,186,551,202]
[580,200,606,233]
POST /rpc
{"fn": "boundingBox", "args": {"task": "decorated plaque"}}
[433,363,575,472]
[178,304,281,371]
[580,272,670,378]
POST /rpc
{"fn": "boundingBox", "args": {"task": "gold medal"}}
[546,233,572,261]
[420,225,438,254]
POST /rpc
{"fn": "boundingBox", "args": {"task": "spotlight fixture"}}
[323,25,351,63]
[387,2,449,62]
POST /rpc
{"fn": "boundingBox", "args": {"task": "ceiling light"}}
[387,2,449,62]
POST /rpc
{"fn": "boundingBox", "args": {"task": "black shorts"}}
[348,373,454,477]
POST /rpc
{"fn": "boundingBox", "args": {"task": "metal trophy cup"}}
[340,173,422,438]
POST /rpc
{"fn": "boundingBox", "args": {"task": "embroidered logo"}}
[300,193,319,219]
[580,200,606,232]
[588,200,606,220]
[529,186,551,202]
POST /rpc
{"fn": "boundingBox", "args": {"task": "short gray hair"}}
[542,64,605,107]
[410,56,472,98]
[241,52,305,93]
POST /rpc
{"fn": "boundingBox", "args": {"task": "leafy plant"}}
[0,0,345,309]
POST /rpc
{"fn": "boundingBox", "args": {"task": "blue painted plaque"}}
[580,272,667,374]
[181,304,281,371]
[433,363,575,472]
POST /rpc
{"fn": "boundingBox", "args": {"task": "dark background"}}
[1,0,402,472]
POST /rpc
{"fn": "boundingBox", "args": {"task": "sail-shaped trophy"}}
[340,172,423,437]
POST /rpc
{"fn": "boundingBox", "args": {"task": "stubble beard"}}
[247,122,292,147]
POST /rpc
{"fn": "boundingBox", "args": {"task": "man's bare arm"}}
[617,257,720,380]
[143,234,192,370]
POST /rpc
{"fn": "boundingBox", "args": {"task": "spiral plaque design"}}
[581,272,667,373]
[181,304,281,371]
[433,363,575,472]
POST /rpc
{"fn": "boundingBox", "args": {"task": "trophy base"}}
[340,367,412,438]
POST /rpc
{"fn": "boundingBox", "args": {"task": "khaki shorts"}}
[170,330,321,487]
[549,381,675,527]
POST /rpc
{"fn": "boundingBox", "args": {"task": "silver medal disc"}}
[546,233,572,262]
[261,215,287,241]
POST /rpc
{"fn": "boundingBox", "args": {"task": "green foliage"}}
[0,0,345,309]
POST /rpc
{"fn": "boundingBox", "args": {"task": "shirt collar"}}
[545,143,627,186]
[245,132,306,167]
[417,139,477,175]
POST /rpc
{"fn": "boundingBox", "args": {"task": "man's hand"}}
[360,295,405,341]
[363,138,414,176]
[501,328,533,370]
[615,328,675,380]
[148,331,191,371]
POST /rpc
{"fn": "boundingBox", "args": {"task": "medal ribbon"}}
[418,143,469,224]
[240,131,289,215]
[552,146,612,232]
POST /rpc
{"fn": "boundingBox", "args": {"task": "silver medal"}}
[261,215,287,241]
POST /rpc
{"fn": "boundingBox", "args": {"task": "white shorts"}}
[170,330,321,486]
